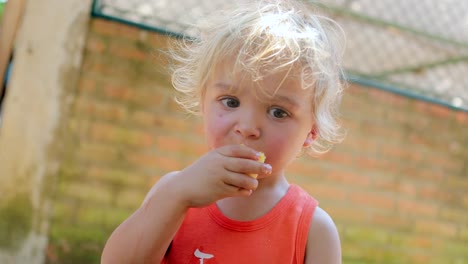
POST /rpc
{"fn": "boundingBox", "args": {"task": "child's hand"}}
[169,144,271,208]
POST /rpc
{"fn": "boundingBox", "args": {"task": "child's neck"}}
[216,175,290,221]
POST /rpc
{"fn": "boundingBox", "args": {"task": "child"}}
[102,0,346,263]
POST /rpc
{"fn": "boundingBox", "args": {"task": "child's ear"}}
[303,126,318,147]
[303,133,313,147]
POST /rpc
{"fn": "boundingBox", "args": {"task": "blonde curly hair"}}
[170,0,346,154]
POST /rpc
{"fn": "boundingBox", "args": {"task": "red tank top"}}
[162,184,318,264]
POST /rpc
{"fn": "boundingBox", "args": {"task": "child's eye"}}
[269,107,289,119]
[220,97,240,108]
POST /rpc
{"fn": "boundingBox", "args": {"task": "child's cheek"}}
[265,135,290,163]
[204,113,229,149]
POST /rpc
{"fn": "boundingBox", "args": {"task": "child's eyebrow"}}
[214,82,236,91]
[271,94,300,110]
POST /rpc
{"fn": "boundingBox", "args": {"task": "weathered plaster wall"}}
[0,0,92,263]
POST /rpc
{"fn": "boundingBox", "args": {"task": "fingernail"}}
[262,164,272,174]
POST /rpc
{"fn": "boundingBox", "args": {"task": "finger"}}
[222,183,253,197]
[224,157,272,177]
[235,188,253,197]
[223,171,259,191]
[216,144,261,160]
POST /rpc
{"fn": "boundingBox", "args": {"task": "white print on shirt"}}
[194,248,214,264]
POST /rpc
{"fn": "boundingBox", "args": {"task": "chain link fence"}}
[93,0,468,111]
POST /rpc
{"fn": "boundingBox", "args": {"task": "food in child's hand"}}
[249,152,266,178]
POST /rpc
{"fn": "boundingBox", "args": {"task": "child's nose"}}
[235,113,261,139]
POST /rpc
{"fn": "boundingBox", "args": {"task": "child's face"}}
[201,64,315,178]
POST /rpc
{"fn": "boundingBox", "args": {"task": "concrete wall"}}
[0,0,92,263]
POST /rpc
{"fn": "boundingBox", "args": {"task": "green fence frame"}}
[90,0,468,112]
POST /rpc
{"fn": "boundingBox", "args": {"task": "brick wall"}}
[46,18,468,263]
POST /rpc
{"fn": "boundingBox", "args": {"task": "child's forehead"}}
[212,59,302,85]
[209,63,313,104]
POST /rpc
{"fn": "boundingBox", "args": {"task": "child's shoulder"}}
[306,206,341,263]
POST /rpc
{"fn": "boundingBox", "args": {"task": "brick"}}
[460,225,468,241]
[155,135,208,157]
[323,170,371,188]
[302,183,347,201]
[427,103,452,119]
[77,142,119,164]
[194,122,205,137]
[109,41,147,61]
[75,98,128,122]
[59,180,113,205]
[152,115,192,132]
[408,236,435,249]
[439,207,468,223]
[349,191,395,211]
[52,202,78,222]
[78,76,97,93]
[379,143,422,164]
[342,226,389,244]
[442,240,468,258]
[102,207,133,227]
[155,155,186,172]
[463,194,468,208]
[373,176,397,193]
[407,252,432,264]
[371,212,411,231]
[321,150,355,167]
[397,181,418,196]
[446,175,468,190]
[408,134,431,147]
[88,166,147,188]
[126,152,182,172]
[396,198,438,218]
[76,206,106,226]
[115,188,145,209]
[415,220,457,238]
[147,175,163,189]
[130,110,155,127]
[68,117,91,136]
[367,88,407,108]
[102,84,166,109]
[341,243,368,262]
[91,19,119,37]
[103,84,134,101]
[288,159,323,177]
[455,110,467,124]
[326,204,369,223]
[95,102,128,122]
[414,100,430,113]
[427,154,463,173]
[86,35,107,53]
[86,58,104,75]
[357,121,402,140]
[399,166,444,182]
[418,185,448,201]
[149,33,172,49]
[89,122,154,147]
[117,23,142,40]
[355,155,395,173]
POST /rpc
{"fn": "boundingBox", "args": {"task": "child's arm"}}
[101,145,266,263]
[305,207,342,264]
[101,172,188,263]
